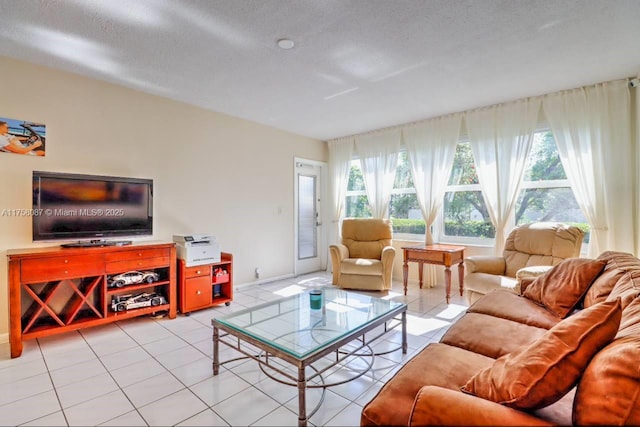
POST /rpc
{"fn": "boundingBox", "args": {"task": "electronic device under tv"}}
[32,171,153,247]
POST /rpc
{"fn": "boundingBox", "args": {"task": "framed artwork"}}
[0,116,46,156]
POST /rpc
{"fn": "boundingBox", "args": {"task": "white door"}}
[294,159,326,275]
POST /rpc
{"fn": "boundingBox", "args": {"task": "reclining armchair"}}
[329,218,396,291]
[464,222,584,305]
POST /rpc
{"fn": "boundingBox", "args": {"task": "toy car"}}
[111,292,167,312]
[107,271,160,288]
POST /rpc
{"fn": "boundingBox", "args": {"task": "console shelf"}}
[178,252,233,314]
[8,242,177,358]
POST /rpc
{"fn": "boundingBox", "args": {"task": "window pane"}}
[523,131,567,181]
[347,161,366,191]
[393,151,414,189]
[389,193,425,234]
[448,142,479,185]
[443,191,495,238]
[345,195,371,218]
[515,187,590,243]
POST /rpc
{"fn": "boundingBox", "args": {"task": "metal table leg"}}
[298,364,307,426]
[213,325,220,375]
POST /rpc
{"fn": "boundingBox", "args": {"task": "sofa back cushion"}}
[503,222,584,277]
[584,251,640,308]
[461,299,621,410]
[341,218,392,260]
[522,258,606,318]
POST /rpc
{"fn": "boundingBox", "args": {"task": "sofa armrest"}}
[381,245,396,265]
[409,386,553,426]
[329,244,349,284]
[381,246,396,289]
[465,256,506,275]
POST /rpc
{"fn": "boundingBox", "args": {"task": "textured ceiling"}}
[1,0,639,140]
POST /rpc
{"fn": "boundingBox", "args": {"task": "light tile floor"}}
[0,272,468,426]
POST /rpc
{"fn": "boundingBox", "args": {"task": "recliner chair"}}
[464,222,585,305]
[329,218,396,291]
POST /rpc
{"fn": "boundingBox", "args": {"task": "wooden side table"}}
[402,244,466,304]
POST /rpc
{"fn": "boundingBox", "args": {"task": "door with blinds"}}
[294,159,326,275]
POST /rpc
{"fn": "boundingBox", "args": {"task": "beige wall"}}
[0,56,327,340]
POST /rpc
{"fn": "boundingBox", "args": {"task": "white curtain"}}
[403,113,462,287]
[328,137,354,244]
[355,130,401,218]
[466,97,541,254]
[543,79,633,257]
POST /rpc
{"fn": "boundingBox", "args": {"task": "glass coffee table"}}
[212,287,407,426]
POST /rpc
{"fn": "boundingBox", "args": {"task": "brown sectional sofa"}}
[361,251,640,426]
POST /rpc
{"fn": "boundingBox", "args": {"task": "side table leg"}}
[458,261,465,296]
[213,325,219,375]
[418,261,424,289]
[298,365,307,426]
[444,266,452,304]
[402,310,407,354]
[403,258,408,296]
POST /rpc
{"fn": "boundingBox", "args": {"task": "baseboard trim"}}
[0,333,8,344]
[235,273,295,289]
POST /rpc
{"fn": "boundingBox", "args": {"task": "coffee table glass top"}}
[213,288,405,359]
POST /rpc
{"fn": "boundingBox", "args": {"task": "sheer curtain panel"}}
[543,79,634,257]
[355,130,401,218]
[328,137,354,244]
[403,113,462,287]
[466,97,541,254]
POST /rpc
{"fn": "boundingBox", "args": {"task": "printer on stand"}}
[173,234,221,267]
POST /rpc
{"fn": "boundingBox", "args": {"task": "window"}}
[389,152,424,235]
[344,160,371,218]
[344,130,589,244]
[442,141,494,240]
[344,153,425,236]
[440,131,589,243]
[515,131,589,242]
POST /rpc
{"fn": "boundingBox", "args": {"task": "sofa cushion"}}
[523,258,606,318]
[467,289,561,330]
[441,312,548,359]
[573,336,640,425]
[461,299,621,410]
[361,343,494,426]
[341,218,392,259]
[584,251,640,308]
[340,258,383,276]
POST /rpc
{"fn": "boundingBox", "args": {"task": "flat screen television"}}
[32,171,153,246]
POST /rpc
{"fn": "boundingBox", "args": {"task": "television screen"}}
[32,171,153,243]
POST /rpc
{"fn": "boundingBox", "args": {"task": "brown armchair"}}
[464,222,585,305]
[329,218,396,291]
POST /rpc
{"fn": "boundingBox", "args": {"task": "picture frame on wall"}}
[0,116,46,156]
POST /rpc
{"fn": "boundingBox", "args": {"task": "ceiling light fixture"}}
[277,38,295,49]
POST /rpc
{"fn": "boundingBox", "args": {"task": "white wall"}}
[0,56,327,338]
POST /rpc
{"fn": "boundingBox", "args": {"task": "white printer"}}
[173,233,221,266]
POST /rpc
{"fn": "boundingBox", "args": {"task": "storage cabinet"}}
[7,242,177,358]
[178,252,233,314]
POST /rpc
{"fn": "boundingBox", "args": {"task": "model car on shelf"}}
[111,292,167,312]
[107,271,160,288]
